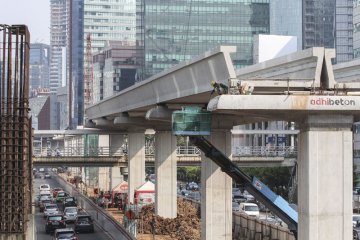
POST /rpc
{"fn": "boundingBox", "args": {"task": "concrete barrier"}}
[233,212,295,240]
[180,196,295,240]
[54,175,135,240]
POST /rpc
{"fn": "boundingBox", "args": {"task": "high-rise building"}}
[270,0,302,50]
[302,0,353,63]
[136,0,270,79]
[268,0,354,63]
[93,41,140,103]
[29,43,50,91]
[69,0,136,127]
[335,0,353,62]
[354,0,360,58]
[50,0,69,94]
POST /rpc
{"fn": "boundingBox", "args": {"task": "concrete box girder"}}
[86,46,237,121]
[236,48,336,92]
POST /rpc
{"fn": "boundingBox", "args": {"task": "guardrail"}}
[34,146,298,158]
[234,146,297,158]
[54,174,135,240]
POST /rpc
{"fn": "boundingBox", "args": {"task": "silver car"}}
[63,207,78,223]
[43,204,59,218]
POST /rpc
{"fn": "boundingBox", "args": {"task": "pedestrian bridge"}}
[32,146,297,167]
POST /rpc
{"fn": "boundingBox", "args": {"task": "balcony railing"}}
[33,145,297,158]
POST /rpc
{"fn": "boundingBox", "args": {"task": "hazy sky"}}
[0,0,50,44]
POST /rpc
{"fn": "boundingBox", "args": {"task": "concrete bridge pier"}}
[109,134,127,189]
[154,131,177,218]
[201,130,232,240]
[298,114,353,240]
[128,132,146,203]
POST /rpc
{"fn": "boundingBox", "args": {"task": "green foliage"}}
[243,167,292,199]
[177,166,201,182]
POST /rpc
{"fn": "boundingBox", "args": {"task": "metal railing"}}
[33,146,298,158]
[234,146,297,158]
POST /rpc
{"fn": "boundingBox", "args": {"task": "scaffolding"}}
[0,25,31,238]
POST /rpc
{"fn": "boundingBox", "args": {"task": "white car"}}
[43,204,59,218]
[63,207,78,223]
[39,184,51,191]
[239,202,260,218]
[353,214,360,227]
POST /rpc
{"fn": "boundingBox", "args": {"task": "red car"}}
[52,188,63,198]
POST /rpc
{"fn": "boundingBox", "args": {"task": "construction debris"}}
[138,199,200,240]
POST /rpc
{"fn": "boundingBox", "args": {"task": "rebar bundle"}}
[0,25,31,237]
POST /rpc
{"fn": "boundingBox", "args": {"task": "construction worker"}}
[210,80,228,96]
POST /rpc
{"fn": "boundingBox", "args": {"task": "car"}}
[34,172,42,178]
[39,184,51,191]
[39,168,45,172]
[63,207,78,223]
[188,191,201,201]
[44,204,60,218]
[44,172,51,179]
[63,197,77,209]
[232,201,240,212]
[53,228,78,240]
[239,202,260,218]
[39,199,53,212]
[56,191,69,203]
[354,215,360,227]
[187,182,199,190]
[52,188,64,198]
[40,190,52,196]
[233,194,247,203]
[354,227,360,240]
[242,190,255,202]
[45,215,67,234]
[74,215,94,233]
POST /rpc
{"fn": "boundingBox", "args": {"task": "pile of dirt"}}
[138,199,200,240]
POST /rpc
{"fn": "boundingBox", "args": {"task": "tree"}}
[243,167,292,200]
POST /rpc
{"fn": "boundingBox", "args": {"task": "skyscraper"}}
[136,0,270,79]
[270,0,302,50]
[29,43,50,91]
[302,0,353,63]
[354,0,360,58]
[50,0,69,94]
[69,0,136,127]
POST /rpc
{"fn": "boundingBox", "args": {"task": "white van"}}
[239,203,260,217]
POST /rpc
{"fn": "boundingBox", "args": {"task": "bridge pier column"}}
[109,134,127,190]
[110,134,126,155]
[155,131,177,218]
[201,131,232,240]
[298,114,353,240]
[128,132,146,203]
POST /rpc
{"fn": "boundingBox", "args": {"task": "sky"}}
[0,0,50,44]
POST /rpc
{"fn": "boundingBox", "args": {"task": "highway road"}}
[33,171,112,240]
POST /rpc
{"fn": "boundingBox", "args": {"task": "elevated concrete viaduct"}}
[85,45,360,240]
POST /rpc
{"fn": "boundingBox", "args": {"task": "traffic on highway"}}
[33,169,111,240]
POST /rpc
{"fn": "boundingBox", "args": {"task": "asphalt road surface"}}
[33,171,111,240]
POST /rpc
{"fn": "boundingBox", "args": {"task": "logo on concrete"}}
[310,98,355,106]
[254,180,262,191]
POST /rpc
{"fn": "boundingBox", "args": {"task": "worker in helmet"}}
[210,80,228,96]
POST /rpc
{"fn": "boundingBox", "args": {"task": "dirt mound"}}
[139,199,200,240]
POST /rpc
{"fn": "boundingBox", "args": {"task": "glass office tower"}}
[302,0,353,63]
[270,0,302,50]
[136,0,270,79]
[353,0,360,59]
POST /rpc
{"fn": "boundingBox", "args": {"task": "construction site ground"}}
[61,172,200,239]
